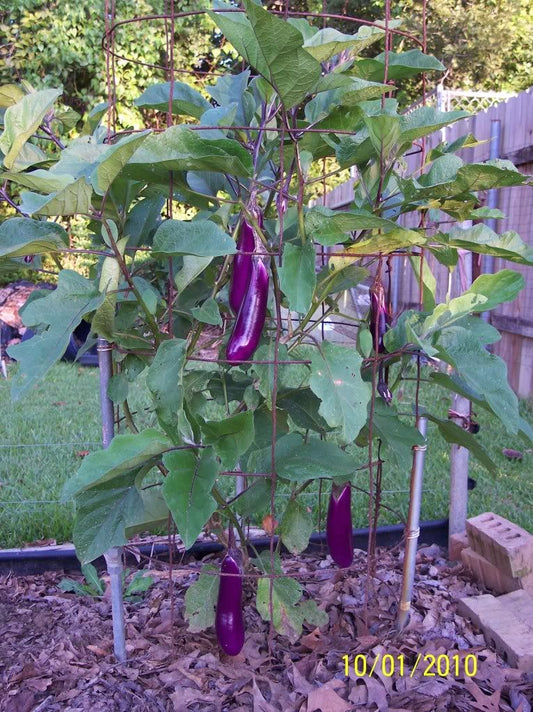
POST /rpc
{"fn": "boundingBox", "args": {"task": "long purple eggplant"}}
[215,552,245,656]
[326,483,353,568]
[369,280,392,404]
[229,218,255,314]
[226,258,268,364]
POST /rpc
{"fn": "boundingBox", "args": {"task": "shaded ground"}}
[1,545,532,711]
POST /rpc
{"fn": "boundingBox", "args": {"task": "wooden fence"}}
[321,87,533,398]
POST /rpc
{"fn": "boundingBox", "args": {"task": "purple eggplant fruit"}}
[370,280,393,404]
[226,258,268,365]
[215,552,245,656]
[326,483,353,568]
[229,218,255,314]
[369,281,389,354]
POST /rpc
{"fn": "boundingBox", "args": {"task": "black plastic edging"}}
[0,519,448,576]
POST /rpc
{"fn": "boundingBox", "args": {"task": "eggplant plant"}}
[1,0,532,646]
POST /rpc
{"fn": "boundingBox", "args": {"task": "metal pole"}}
[397,416,428,631]
[448,394,471,540]
[97,337,127,663]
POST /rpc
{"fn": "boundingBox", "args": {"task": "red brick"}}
[461,547,521,594]
[466,512,533,578]
[458,591,533,671]
[449,531,469,562]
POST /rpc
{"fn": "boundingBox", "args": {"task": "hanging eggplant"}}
[369,279,392,404]
[226,257,268,365]
[326,482,353,568]
[215,551,245,656]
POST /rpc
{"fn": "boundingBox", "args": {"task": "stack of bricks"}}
[449,512,533,594]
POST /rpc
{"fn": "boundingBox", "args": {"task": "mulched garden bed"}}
[1,544,532,712]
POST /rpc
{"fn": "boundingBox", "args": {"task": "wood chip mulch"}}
[1,544,532,711]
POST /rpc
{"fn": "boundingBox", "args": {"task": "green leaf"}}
[249,432,358,481]
[73,473,146,564]
[19,177,93,216]
[62,429,171,501]
[400,107,469,144]
[364,114,401,159]
[92,236,127,341]
[423,270,524,335]
[7,270,105,400]
[305,77,390,123]
[279,388,331,433]
[134,81,211,119]
[409,254,436,311]
[184,565,219,632]
[234,478,271,517]
[281,500,313,555]
[278,242,316,314]
[253,343,309,409]
[0,88,62,170]
[175,255,214,292]
[426,414,496,473]
[152,219,237,257]
[124,195,165,247]
[436,325,520,434]
[0,169,74,193]
[328,229,425,269]
[0,217,68,257]
[255,552,327,640]
[90,131,151,195]
[81,563,105,595]
[146,339,188,439]
[354,49,444,82]
[125,125,253,180]
[124,571,156,599]
[200,411,254,470]
[162,449,219,549]
[309,341,371,443]
[437,224,533,266]
[191,297,222,326]
[303,23,396,62]
[305,205,399,246]
[209,0,321,109]
[125,488,170,538]
[371,401,425,469]
[107,373,129,404]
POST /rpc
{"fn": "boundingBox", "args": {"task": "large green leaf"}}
[0,169,74,193]
[252,343,309,409]
[354,49,445,82]
[146,339,188,439]
[7,270,105,400]
[0,88,62,170]
[423,270,524,335]
[304,76,389,124]
[400,107,469,144]
[125,125,253,179]
[62,429,171,501]
[436,224,533,265]
[124,194,165,247]
[162,449,219,549]
[184,565,220,632]
[134,81,211,119]
[426,415,496,473]
[436,325,520,434]
[200,411,255,470]
[305,206,399,245]
[19,177,93,216]
[73,473,146,564]
[278,242,316,314]
[255,552,327,640]
[280,499,313,555]
[92,235,127,341]
[328,229,425,268]
[209,0,321,109]
[303,23,397,62]
[152,218,237,257]
[249,432,358,481]
[175,255,213,292]
[309,341,371,443]
[371,401,425,469]
[0,217,68,257]
[90,131,150,195]
[278,388,332,433]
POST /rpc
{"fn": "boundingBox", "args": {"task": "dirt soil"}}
[1,544,532,712]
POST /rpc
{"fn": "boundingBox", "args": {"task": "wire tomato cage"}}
[99,0,435,643]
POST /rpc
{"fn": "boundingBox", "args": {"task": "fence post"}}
[97,337,127,663]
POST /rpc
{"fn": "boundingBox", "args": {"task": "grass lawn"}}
[1,361,532,549]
